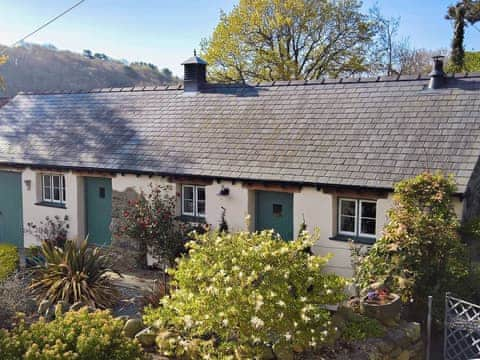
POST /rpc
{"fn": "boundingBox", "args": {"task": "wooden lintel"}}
[321,187,389,199]
[167,176,213,186]
[242,182,301,193]
[72,170,114,178]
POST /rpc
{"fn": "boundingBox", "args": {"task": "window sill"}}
[178,215,206,223]
[329,234,376,245]
[35,202,67,209]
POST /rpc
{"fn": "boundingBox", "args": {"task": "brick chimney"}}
[181,50,208,92]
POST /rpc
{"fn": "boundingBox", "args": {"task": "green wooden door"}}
[255,191,293,241]
[85,177,112,246]
[0,171,23,247]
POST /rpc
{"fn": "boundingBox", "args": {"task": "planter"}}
[360,293,401,324]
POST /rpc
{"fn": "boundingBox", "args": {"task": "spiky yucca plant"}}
[30,239,118,309]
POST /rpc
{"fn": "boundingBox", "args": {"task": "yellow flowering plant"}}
[0,308,145,360]
[144,229,346,358]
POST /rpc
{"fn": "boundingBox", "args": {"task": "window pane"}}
[341,200,356,216]
[53,188,60,201]
[43,175,51,200]
[361,202,376,218]
[184,200,194,214]
[53,175,60,187]
[197,187,205,201]
[197,201,205,216]
[44,186,51,200]
[183,186,194,201]
[361,218,376,235]
[340,215,355,233]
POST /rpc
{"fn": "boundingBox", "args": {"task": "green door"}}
[255,191,293,241]
[0,171,23,247]
[85,177,112,246]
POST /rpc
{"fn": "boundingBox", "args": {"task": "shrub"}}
[115,184,187,267]
[26,215,69,248]
[144,229,346,358]
[30,239,118,308]
[0,244,18,281]
[0,308,145,359]
[340,314,385,342]
[355,172,470,321]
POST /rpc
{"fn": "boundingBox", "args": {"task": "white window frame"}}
[359,200,377,239]
[42,174,66,204]
[181,185,205,218]
[338,198,377,239]
[338,198,358,236]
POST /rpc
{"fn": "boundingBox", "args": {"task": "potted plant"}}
[360,286,401,324]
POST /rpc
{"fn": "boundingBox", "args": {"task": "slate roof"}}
[0,74,479,193]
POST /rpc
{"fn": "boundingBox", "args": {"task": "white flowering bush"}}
[143,229,346,358]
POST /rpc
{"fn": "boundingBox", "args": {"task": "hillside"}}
[0,43,179,96]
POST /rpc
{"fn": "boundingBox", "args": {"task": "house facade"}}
[0,56,478,277]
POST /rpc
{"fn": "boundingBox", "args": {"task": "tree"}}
[200,0,373,82]
[446,0,480,71]
[368,6,400,76]
[355,172,471,322]
[446,51,480,72]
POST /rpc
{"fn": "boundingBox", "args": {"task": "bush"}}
[115,184,187,267]
[30,239,118,308]
[144,229,346,358]
[340,314,385,342]
[355,172,470,321]
[0,308,145,359]
[0,244,18,281]
[26,215,69,248]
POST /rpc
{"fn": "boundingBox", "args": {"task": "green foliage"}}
[144,229,346,358]
[355,172,470,321]
[0,244,18,281]
[201,0,373,82]
[446,1,480,71]
[115,184,187,266]
[29,240,118,308]
[340,314,385,342]
[446,51,480,73]
[0,308,145,360]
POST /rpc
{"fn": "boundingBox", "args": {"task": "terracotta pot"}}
[360,293,401,323]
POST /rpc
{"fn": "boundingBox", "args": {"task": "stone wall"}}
[109,187,145,272]
[336,321,424,360]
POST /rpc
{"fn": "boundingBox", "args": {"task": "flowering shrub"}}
[355,172,470,321]
[0,308,145,360]
[0,244,18,281]
[26,215,69,248]
[115,184,186,266]
[144,229,346,358]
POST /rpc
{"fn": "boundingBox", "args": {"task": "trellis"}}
[444,293,480,360]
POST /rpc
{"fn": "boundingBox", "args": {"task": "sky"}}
[0,0,479,77]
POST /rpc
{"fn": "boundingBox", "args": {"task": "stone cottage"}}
[0,55,479,276]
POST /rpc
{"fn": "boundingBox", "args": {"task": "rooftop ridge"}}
[15,71,480,96]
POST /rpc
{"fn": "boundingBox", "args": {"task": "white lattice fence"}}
[444,294,480,360]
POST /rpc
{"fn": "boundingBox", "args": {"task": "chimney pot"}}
[181,51,208,92]
[428,56,446,90]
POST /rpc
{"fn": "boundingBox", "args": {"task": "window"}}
[182,185,205,218]
[338,198,376,238]
[42,174,66,204]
